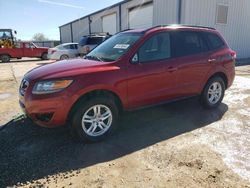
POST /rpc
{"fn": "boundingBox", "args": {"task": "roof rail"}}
[142,25,170,33]
[180,25,216,30]
[145,24,215,32]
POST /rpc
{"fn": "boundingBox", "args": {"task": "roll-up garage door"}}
[129,3,153,29]
[102,13,117,34]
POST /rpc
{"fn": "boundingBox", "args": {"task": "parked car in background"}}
[48,43,79,60]
[78,33,111,56]
[19,25,236,142]
[0,41,48,62]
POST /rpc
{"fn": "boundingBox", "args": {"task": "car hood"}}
[25,59,119,81]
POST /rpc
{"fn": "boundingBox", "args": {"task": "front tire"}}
[71,96,119,142]
[201,76,225,108]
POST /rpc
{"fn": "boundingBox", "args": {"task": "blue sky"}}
[0,0,121,40]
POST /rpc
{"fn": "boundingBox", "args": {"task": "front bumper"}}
[19,92,72,128]
[47,53,60,60]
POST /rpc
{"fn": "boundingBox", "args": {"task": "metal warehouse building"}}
[59,0,250,59]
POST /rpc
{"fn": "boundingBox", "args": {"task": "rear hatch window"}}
[87,37,104,45]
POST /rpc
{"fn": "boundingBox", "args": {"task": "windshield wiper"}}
[85,55,103,62]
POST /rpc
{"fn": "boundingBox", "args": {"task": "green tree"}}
[32,33,49,41]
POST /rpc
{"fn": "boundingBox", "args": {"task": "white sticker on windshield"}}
[113,44,130,49]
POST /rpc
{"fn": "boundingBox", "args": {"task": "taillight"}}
[51,50,57,54]
[85,46,90,53]
[231,51,236,60]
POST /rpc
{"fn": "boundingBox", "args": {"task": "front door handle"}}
[167,67,178,72]
[208,58,217,63]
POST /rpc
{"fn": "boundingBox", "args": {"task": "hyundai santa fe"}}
[19,25,236,142]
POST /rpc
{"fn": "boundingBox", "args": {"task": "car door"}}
[23,42,40,57]
[12,42,23,57]
[127,32,178,109]
[65,44,78,58]
[170,31,212,97]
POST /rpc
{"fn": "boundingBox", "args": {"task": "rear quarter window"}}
[87,37,104,45]
[205,32,226,50]
[79,37,88,46]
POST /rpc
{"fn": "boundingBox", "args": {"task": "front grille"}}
[20,79,29,96]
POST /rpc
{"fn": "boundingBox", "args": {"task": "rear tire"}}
[71,96,119,142]
[41,52,48,60]
[201,76,225,108]
[60,54,69,60]
[0,54,10,63]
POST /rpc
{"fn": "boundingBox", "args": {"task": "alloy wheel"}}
[207,82,222,105]
[81,105,113,137]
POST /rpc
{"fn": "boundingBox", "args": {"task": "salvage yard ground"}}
[0,58,250,187]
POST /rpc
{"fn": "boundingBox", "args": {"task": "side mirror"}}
[131,53,139,64]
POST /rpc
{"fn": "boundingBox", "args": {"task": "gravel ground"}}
[0,59,250,188]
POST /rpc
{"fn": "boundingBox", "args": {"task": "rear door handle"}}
[167,67,178,72]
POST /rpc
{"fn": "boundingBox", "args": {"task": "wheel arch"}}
[67,89,124,123]
[204,72,228,91]
[0,53,12,58]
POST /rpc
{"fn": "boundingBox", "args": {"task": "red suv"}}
[19,25,236,142]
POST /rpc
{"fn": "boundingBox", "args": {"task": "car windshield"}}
[85,33,142,62]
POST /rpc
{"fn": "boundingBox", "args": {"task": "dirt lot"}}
[0,59,250,188]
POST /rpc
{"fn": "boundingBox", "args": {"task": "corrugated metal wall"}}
[90,6,120,33]
[72,18,89,43]
[60,24,72,43]
[181,0,250,58]
[153,0,179,25]
[121,0,153,30]
[59,0,250,58]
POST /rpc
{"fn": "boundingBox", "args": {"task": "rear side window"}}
[70,44,77,49]
[206,33,225,50]
[63,44,77,49]
[63,45,72,49]
[171,31,208,57]
[87,37,104,45]
[139,32,171,63]
[79,37,87,46]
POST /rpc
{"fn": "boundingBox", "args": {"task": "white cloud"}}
[38,0,86,10]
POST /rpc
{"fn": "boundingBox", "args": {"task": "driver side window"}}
[138,32,171,63]
[24,43,35,48]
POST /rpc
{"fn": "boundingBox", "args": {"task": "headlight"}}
[32,80,73,94]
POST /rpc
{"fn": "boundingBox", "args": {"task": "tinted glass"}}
[206,33,225,50]
[139,32,171,63]
[63,45,71,49]
[86,33,142,62]
[87,37,104,45]
[69,44,76,49]
[79,37,88,46]
[171,31,208,57]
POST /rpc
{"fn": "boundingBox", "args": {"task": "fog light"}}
[35,113,54,122]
